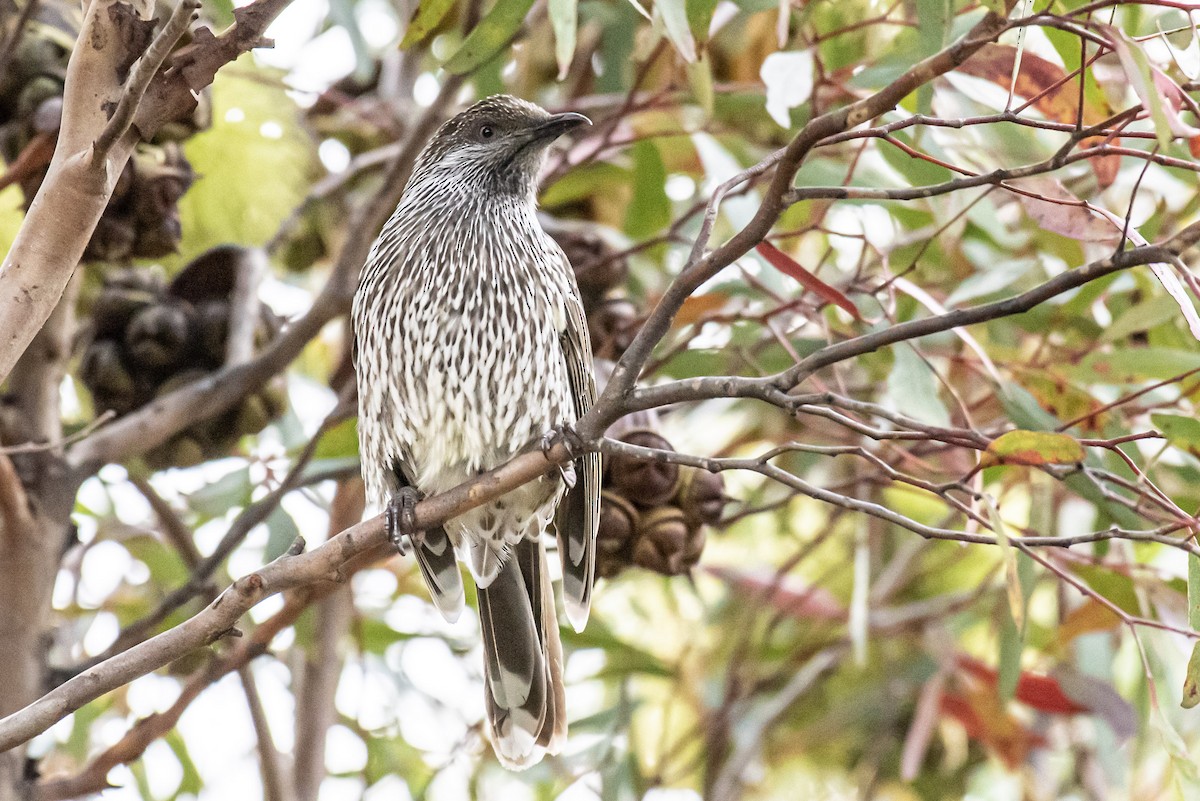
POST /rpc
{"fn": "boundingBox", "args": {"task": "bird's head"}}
[409,95,591,201]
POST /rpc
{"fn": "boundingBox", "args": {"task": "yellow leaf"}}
[984,430,1085,467]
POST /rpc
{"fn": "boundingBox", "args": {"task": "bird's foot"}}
[386,486,425,555]
[541,423,585,488]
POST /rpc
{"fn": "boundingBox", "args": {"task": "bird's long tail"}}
[477,537,565,768]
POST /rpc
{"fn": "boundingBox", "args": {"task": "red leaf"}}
[756,241,863,321]
[957,654,1088,715]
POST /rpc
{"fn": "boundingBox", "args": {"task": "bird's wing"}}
[553,250,601,633]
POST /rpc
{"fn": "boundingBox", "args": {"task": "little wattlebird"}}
[353,95,600,768]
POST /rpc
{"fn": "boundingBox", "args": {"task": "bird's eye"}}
[480,125,494,139]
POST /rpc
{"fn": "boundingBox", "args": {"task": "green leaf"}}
[985,430,1085,467]
[624,140,670,239]
[548,0,577,78]
[687,55,714,116]
[265,507,300,562]
[997,605,1023,702]
[314,417,360,461]
[1189,552,1200,630]
[685,0,719,41]
[655,0,697,61]
[400,0,458,48]
[178,61,314,262]
[1183,641,1200,709]
[1079,348,1200,383]
[187,466,253,519]
[885,346,950,427]
[443,0,537,74]
[1152,413,1200,451]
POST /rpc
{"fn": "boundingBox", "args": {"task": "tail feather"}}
[555,450,601,632]
[413,526,465,622]
[478,538,565,768]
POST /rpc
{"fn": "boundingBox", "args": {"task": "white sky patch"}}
[325,724,369,773]
[355,0,399,48]
[144,739,184,800]
[319,138,352,173]
[225,107,246,124]
[260,120,285,139]
[364,775,414,801]
[127,673,183,717]
[320,777,367,801]
[665,173,695,201]
[399,637,476,711]
[761,49,814,128]
[78,542,132,608]
[691,132,759,230]
[414,73,441,107]
[82,610,119,655]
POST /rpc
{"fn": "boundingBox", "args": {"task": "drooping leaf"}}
[1103,24,1200,147]
[187,466,253,519]
[885,346,951,427]
[985,430,1085,467]
[1190,552,1200,631]
[756,241,862,320]
[443,0,538,74]
[655,0,697,61]
[400,0,458,48]
[1011,178,1120,243]
[624,140,670,239]
[264,506,300,562]
[1183,641,1200,709]
[548,0,577,78]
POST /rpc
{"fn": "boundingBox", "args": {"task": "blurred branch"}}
[240,665,292,801]
[293,479,362,801]
[0,0,39,77]
[226,249,268,367]
[708,646,846,801]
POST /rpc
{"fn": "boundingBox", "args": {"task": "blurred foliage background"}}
[6,0,1200,799]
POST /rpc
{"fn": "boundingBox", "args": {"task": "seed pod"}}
[676,467,727,527]
[91,286,158,338]
[588,297,639,360]
[235,394,271,436]
[196,299,230,365]
[125,302,194,372]
[596,491,639,579]
[260,375,289,419]
[80,340,137,411]
[631,506,692,575]
[609,430,680,508]
[145,435,206,470]
[86,215,137,262]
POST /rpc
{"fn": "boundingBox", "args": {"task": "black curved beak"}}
[530,111,592,142]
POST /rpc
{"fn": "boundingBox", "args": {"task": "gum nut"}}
[609,430,681,507]
[597,491,639,554]
[235,395,271,436]
[91,287,157,337]
[196,300,230,363]
[678,468,727,527]
[125,303,193,371]
[80,339,135,397]
[633,506,690,575]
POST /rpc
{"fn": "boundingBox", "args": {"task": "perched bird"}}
[353,95,600,768]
